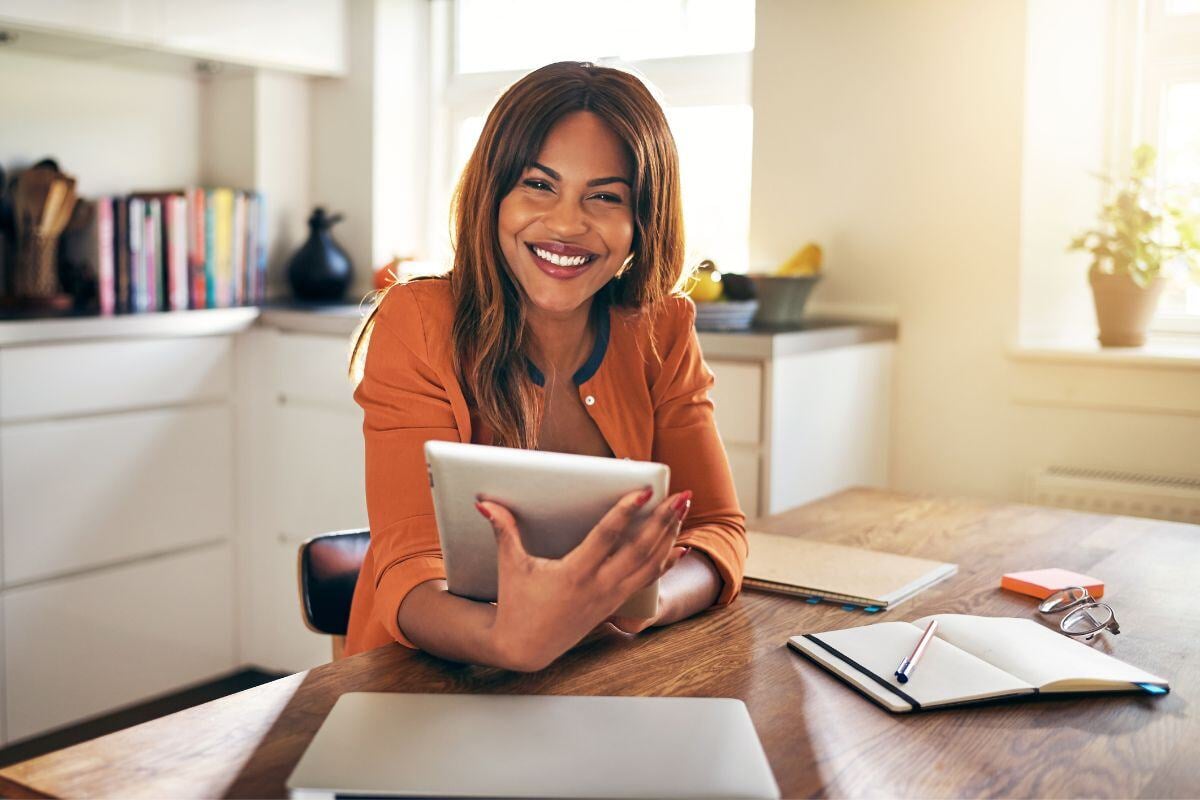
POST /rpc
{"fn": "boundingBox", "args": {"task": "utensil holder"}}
[13,228,70,309]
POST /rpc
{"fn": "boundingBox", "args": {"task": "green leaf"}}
[1131,144,1157,180]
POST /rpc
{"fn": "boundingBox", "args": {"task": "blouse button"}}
[584,395,596,406]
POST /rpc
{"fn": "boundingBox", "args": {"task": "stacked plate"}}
[694,300,759,331]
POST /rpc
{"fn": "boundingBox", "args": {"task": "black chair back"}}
[298,528,370,636]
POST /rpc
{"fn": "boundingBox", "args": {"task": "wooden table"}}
[2,488,1197,798]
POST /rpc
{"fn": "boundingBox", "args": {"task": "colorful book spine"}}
[96,197,115,316]
[204,189,217,309]
[128,198,145,313]
[212,188,233,308]
[232,191,246,306]
[256,193,267,304]
[147,199,162,312]
[245,193,257,304]
[188,187,207,309]
[168,195,189,311]
[114,199,129,314]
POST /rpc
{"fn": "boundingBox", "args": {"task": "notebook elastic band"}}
[803,634,923,711]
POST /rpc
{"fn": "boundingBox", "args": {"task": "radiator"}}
[1027,466,1200,525]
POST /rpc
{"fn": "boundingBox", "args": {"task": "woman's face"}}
[497,110,635,319]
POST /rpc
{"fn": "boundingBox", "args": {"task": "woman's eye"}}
[592,193,624,204]
[523,179,552,191]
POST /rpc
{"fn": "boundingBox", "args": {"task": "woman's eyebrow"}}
[530,161,631,188]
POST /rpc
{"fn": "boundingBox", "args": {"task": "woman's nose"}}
[543,196,588,237]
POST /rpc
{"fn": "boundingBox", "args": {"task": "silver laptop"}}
[286,693,780,799]
[425,440,670,619]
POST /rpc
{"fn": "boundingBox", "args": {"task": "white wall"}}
[310,0,433,302]
[310,0,376,302]
[751,0,1200,502]
[200,69,313,301]
[0,49,202,194]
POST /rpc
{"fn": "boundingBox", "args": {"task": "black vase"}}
[287,207,353,302]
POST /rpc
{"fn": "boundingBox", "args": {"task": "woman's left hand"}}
[607,545,690,633]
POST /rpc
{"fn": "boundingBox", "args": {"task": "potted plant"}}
[1069,144,1199,346]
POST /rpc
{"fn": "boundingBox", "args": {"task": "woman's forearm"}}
[397,579,508,667]
[654,550,723,627]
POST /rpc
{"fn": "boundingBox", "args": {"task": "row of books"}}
[90,188,267,314]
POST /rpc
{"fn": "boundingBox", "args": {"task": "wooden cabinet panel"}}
[708,360,762,445]
[4,544,235,742]
[2,405,234,584]
[0,336,232,422]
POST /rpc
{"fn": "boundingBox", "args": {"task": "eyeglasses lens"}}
[1062,604,1113,636]
[1039,586,1090,614]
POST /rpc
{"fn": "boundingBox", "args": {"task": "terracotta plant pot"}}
[1088,270,1165,347]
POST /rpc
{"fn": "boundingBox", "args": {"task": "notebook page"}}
[915,614,1168,692]
[796,621,1034,710]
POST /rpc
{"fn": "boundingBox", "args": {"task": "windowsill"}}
[1008,333,1200,417]
[1009,334,1200,370]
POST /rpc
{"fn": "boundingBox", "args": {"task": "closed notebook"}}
[744,531,957,608]
[788,614,1169,713]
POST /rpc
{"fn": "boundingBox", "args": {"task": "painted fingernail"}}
[671,490,693,515]
[635,486,654,507]
[474,501,493,522]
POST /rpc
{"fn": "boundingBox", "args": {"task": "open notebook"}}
[789,614,1169,713]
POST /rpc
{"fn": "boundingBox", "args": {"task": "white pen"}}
[895,619,938,684]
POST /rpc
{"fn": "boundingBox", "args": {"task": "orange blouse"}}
[343,278,747,656]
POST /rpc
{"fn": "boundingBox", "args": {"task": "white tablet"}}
[424,440,670,618]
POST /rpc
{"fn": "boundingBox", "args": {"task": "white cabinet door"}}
[767,342,893,513]
[159,0,345,75]
[274,331,359,412]
[244,400,365,673]
[2,405,234,584]
[724,443,761,519]
[4,544,235,742]
[0,0,162,45]
[0,335,232,422]
[708,360,762,446]
[273,403,366,541]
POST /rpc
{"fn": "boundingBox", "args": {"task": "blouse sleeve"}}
[650,298,749,605]
[354,287,458,647]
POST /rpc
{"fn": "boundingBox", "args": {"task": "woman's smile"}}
[526,241,599,279]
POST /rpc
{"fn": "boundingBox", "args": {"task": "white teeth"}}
[532,246,590,267]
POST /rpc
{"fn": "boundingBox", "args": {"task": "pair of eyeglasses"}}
[1037,586,1120,640]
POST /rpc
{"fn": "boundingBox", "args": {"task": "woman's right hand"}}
[475,487,689,672]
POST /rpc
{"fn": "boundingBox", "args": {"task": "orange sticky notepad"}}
[1001,568,1104,600]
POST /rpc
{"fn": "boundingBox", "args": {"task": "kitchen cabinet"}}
[0,316,250,743]
[0,0,346,76]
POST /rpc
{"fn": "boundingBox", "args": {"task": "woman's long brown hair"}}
[350,61,686,449]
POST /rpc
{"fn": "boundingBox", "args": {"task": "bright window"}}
[427,0,755,277]
[1143,0,1200,330]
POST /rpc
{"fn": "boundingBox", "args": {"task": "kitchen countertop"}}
[0,302,897,359]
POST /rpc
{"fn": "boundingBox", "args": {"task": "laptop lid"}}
[286,692,780,799]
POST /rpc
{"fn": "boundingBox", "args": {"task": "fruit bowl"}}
[750,275,821,326]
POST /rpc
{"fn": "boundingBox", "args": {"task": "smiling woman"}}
[343,62,746,672]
